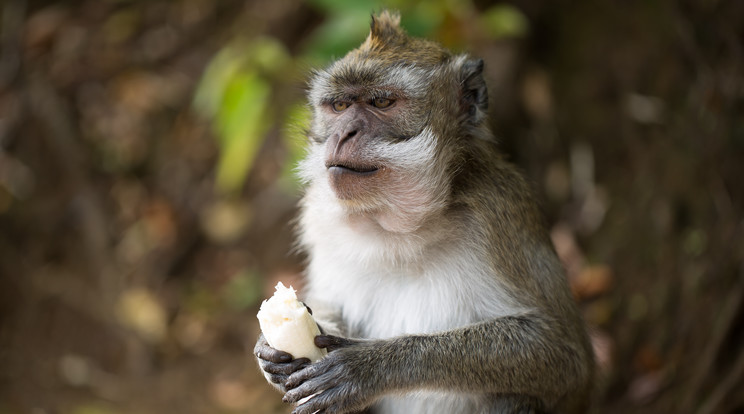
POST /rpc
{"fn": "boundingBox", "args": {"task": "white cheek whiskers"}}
[367,128,452,232]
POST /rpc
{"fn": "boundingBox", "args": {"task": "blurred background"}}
[0,0,742,413]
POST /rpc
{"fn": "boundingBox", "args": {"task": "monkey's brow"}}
[320,88,402,104]
[320,94,358,104]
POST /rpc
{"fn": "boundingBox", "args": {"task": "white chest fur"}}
[302,207,522,339]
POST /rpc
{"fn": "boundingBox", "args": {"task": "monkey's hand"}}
[254,333,311,392]
[283,335,381,414]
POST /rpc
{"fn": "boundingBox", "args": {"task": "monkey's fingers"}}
[284,362,321,392]
[254,334,294,363]
[284,365,348,407]
[260,357,311,376]
[289,395,328,414]
[255,346,294,364]
[288,385,361,414]
[265,372,289,387]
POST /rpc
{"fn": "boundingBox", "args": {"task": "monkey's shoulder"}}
[450,153,549,239]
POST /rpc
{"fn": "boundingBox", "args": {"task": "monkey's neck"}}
[369,205,435,234]
[300,204,462,269]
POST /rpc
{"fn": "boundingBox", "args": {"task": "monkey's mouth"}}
[325,160,381,200]
[326,163,379,176]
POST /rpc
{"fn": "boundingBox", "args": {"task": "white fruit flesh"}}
[257,282,326,362]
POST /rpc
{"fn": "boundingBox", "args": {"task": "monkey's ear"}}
[459,58,488,125]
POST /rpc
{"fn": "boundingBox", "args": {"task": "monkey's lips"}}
[325,161,381,200]
[326,162,379,176]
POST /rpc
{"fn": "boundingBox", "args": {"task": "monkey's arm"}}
[283,313,588,414]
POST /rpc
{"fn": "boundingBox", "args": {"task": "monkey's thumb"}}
[314,335,354,351]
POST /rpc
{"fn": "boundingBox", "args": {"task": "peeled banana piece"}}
[257,282,326,362]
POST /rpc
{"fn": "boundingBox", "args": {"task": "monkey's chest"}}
[312,255,493,339]
[350,275,474,338]
[307,229,521,339]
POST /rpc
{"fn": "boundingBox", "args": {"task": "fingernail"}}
[279,354,292,362]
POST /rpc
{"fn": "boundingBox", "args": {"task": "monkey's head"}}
[300,11,489,233]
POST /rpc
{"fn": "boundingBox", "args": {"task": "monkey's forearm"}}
[284,313,590,413]
[368,314,587,404]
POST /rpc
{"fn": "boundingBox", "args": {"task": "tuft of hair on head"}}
[369,10,404,45]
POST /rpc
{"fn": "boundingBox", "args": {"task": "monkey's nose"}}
[339,128,358,143]
[333,128,359,154]
[337,118,365,146]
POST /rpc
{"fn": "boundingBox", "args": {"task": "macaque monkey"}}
[255,10,594,414]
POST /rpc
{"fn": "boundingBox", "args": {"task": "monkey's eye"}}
[332,101,349,112]
[372,97,394,109]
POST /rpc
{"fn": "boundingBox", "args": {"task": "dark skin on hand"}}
[254,335,358,414]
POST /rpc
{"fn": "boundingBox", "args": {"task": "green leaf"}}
[400,2,446,37]
[250,37,292,76]
[194,37,291,196]
[279,102,312,192]
[214,71,271,195]
[194,45,243,119]
[480,4,529,39]
[306,0,379,14]
[303,12,373,61]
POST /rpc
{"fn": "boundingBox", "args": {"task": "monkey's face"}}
[314,62,433,196]
[300,59,455,232]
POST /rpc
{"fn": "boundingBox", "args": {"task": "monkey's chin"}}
[327,165,382,201]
